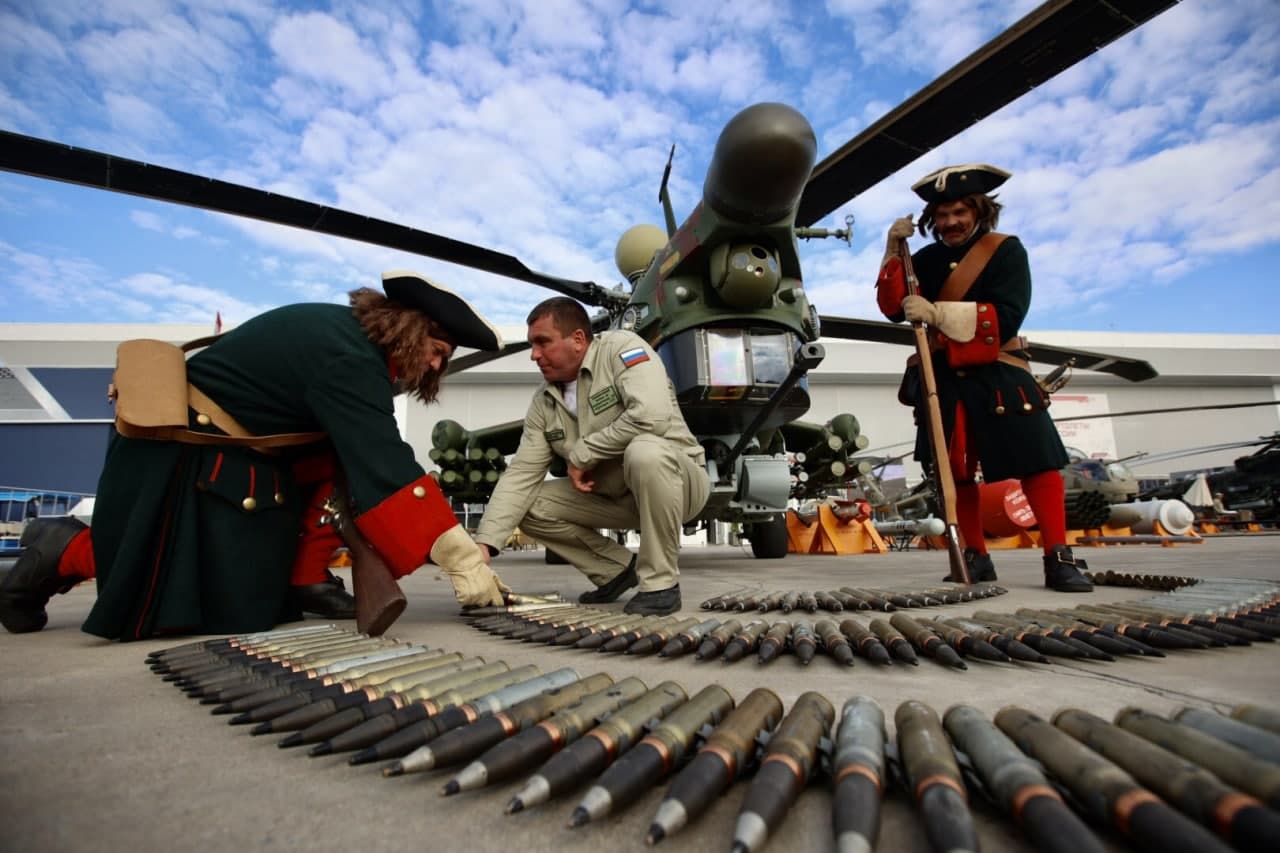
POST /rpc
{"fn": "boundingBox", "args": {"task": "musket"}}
[898,239,971,584]
[321,478,407,638]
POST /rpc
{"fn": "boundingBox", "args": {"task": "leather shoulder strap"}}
[938,232,1008,302]
[186,384,325,448]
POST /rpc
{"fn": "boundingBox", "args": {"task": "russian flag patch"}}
[620,347,650,368]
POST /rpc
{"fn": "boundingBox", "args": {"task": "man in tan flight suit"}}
[474,297,710,616]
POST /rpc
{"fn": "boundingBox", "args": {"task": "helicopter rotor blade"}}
[0,130,629,311]
[1121,436,1279,469]
[445,342,533,376]
[796,0,1182,227]
[818,314,1159,382]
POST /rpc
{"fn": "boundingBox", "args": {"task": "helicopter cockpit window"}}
[706,330,750,386]
[748,331,791,385]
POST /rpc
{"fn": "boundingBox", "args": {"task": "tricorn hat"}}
[912,164,1011,203]
[381,271,504,352]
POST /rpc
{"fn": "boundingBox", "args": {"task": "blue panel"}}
[0,423,110,493]
[28,368,116,419]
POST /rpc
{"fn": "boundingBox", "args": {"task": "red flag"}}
[215,311,223,334]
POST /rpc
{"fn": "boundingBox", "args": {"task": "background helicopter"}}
[0,0,1179,559]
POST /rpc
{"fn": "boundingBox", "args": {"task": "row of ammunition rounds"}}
[699,583,1007,614]
[1085,570,1201,590]
[464,591,1280,671]
[147,626,1280,853]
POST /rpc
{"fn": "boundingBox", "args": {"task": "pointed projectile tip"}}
[381,763,404,777]
[308,742,333,758]
[249,721,273,736]
[567,807,590,829]
[441,780,460,796]
[505,798,524,815]
[349,748,377,766]
[644,825,664,846]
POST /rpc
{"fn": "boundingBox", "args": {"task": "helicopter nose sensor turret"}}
[702,102,817,224]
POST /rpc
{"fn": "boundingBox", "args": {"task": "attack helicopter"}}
[0,0,1175,559]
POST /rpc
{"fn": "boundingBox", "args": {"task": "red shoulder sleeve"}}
[876,257,907,318]
[354,475,460,578]
[944,303,1002,367]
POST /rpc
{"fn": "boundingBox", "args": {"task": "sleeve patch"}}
[619,347,650,367]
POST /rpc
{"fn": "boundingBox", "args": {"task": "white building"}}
[1,322,1277,496]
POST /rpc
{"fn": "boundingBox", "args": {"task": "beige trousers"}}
[518,435,710,592]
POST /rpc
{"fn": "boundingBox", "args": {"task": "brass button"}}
[196,413,211,426]
[413,486,427,498]
[1022,403,1033,412]
[981,320,992,329]
[242,496,257,511]
[984,336,995,345]
[978,305,988,313]
[949,261,958,270]
[995,405,1006,415]
[955,370,966,377]
[274,492,285,505]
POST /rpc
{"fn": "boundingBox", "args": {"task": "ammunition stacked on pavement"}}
[731,691,834,853]
[149,627,1280,853]
[699,582,1007,614]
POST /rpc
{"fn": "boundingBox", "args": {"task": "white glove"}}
[902,294,938,325]
[904,296,978,342]
[429,524,511,607]
[887,216,915,241]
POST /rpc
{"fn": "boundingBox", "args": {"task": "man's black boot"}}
[1043,545,1093,592]
[0,517,90,634]
[623,585,681,616]
[943,548,998,583]
[578,556,638,604]
[295,569,357,619]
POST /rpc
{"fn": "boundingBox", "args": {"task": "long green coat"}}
[83,303,455,641]
[891,230,1068,482]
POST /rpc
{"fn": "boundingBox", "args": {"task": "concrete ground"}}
[2,535,1278,853]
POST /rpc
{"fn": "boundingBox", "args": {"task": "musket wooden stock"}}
[899,242,971,584]
[328,482,407,637]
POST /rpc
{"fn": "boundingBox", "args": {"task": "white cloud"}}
[0,0,1275,341]
[269,12,394,103]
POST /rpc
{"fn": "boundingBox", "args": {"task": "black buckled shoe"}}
[1044,545,1094,593]
[295,570,357,619]
[623,585,681,616]
[942,548,998,584]
[578,557,638,604]
[1,517,90,634]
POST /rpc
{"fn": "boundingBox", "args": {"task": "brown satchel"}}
[109,335,325,449]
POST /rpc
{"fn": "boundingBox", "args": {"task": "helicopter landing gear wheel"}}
[747,515,788,559]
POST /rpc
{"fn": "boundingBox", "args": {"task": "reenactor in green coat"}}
[475,298,710,616]
[0,273,511,638]
[876,165,1091,592]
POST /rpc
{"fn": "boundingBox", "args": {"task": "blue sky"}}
[1,0,1278,335]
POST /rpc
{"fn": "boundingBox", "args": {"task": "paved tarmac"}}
[2,535,1278,853]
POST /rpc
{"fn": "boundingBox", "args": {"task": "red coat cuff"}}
[876,257,906,318]
[944,303,1001,367]
[355,475,459,578]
